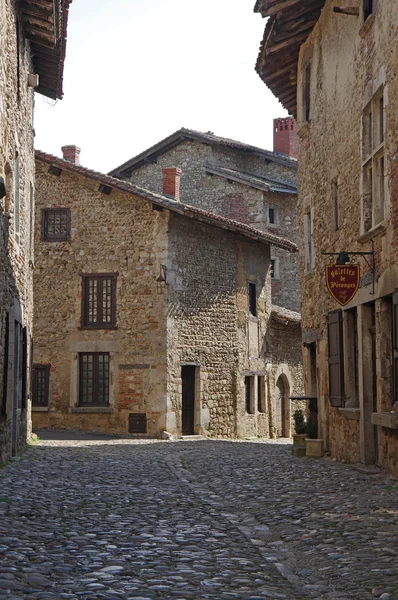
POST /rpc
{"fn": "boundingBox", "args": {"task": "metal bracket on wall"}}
[321,239,375,295]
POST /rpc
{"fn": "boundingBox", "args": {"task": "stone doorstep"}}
[352,463,383,477]
[181,435,205,441]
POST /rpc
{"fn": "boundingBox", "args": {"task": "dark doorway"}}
[275,377,285,437]
[181,366,196,435]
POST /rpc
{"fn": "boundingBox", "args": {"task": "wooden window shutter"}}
[327,310,344,407]
[393,292,398,405]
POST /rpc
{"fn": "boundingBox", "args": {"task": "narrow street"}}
[0,437,397,600]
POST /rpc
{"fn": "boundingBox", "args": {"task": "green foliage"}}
[306,414,318,439]
[293,409,307,435]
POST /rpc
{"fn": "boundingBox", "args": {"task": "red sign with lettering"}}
[326,264,360,306]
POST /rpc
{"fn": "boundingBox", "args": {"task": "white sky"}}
[34,0,287,174]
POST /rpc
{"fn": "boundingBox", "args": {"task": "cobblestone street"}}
[1,437,398,600]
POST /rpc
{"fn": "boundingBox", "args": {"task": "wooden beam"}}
[333,6,360,15]
[263,0,301,18]
[24,26,55,47]
[266,30,313,54]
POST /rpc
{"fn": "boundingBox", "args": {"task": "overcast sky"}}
[34,0,287,174]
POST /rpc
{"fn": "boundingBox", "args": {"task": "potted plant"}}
[305,414,324,458]
[292,409,307,457]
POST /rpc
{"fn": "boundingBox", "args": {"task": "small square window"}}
[42,208,71,241]
[248,282,257,317]
[82,274,117,329]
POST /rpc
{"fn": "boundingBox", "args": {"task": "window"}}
[82,274,117,328]
[327,310,344,407]
[304,209,314,273]
[343,309,359,407]
[248,282,257,317]
[29,183,34,256]
[362,87,385,232]
[42,208,71,241]
[363,0,373,20]
[257,376,265,413]
[268,206,279,227]
[245,376,254,414]
[270,257,280,280]
[14,154,20,244]
[2,313,9,415]
[32,364,50,407]
[79,353,110,406]
[302,62,311,122]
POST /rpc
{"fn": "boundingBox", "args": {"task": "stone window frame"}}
[32,363,51,408]
[270,256,280,280]
[267,206,279,228]
[257,375,266,413]
[248,281,257,318]
[245,375,255,414]
[361,84,386,233]
[80,273,118,330]
[41,208,71,242]
[78,352,110,407]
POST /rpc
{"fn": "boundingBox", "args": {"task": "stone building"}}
[110,126,300,313]
[32,147,299,439]
[110,126,304,435]
[256,0,398,474]
[0,0,71,464]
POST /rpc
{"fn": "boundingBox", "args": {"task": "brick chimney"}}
[61,145,81,165]
[162,167,182,201]
[273,117,298,159]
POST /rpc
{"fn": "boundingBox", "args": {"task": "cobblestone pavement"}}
[1,437,398,600]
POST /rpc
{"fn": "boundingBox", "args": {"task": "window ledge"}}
[359,14,375,38]
[71,407,114,414]
[371,412,398,429]
[339,407,360,420]
[32,406,49,412]
[358,220,387,243]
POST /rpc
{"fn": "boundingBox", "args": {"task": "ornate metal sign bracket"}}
[321,239,375,296]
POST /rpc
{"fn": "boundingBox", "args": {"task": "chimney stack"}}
[62,145,81,165]
[162,167,182,201]
[273,117,298,159]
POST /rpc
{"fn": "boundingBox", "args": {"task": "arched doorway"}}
[274,375,290,437]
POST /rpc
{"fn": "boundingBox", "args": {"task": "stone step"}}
[181,435,205,441]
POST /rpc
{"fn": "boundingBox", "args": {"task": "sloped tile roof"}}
[35,150,299,253]
[271,305,301,323]
[109,128,297,178]
[205,163,297,194]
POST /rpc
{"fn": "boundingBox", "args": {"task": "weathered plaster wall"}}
[0,0,35,463]
[297,0,398,470]
[33,164,169,435]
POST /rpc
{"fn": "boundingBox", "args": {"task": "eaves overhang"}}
[254,0,326,117]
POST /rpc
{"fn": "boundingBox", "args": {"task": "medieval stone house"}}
[0,0,71,464]
[256,0,398,474]
[110,126,304,436]
[32,147,299,439]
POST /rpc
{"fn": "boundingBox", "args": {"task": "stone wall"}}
[126,139,301,312]
[0,0,36,464]
[166,213,271,438]
[33,164,169,436]
[296,0,398,472]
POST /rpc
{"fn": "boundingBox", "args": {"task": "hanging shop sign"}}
[325,264,360,306]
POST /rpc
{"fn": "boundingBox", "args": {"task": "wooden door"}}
[275,377,285,437]
[182,366,195,435]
